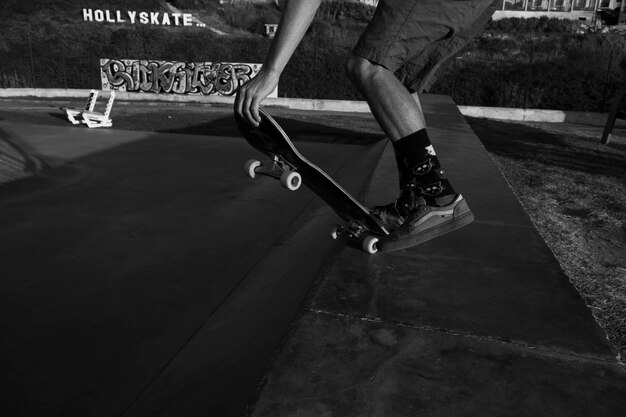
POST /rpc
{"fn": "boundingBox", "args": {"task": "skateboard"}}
[235,108,389,254]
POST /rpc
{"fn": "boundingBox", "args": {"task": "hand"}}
[234,68,280,126]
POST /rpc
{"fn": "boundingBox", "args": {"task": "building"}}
[264,23,278,38]
[220,0,378,6]
[222,0,625,24]
[493,0,625,22]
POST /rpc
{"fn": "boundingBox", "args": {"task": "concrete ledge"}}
[1,88,623,127]
[246,94,624,417]
[0,88,371,113]
[492,10,595,21]
[458,105,625,127]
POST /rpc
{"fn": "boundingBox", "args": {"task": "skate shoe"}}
[379,194,474,252]
[371,190,423,231]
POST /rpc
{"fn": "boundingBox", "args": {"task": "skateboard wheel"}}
[362,236,379,254]
[330,225,343,240]
[280,171,301,191]
[244,159,261,179]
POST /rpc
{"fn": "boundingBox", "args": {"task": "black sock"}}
[393,129,457,206]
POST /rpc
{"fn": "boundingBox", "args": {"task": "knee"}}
[345,54,385,86]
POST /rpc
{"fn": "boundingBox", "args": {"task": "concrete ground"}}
[1,95,624,417]
[0,106,384,417]
[248,96,626,416]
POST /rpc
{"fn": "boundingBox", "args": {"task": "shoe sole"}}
[378,201,475,252]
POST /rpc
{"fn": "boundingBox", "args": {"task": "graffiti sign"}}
[100,59,276,97]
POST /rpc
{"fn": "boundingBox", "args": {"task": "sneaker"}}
[371,191,423,231]
[378,194,474,252]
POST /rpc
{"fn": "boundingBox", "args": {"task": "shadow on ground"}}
[466,116,626,359]
[162,115,385,145]
[466,117,626,178]
[0,105,386,145]
[48,111,71,122]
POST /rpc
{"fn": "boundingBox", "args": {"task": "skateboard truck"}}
[244,156,302,191]
[330,224,380,254]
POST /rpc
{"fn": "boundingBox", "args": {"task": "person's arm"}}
[235,0,322,126]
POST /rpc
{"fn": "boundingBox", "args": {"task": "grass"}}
[466,117,626,359]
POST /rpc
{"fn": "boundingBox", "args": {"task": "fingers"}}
[235,69,279,126]
[234,88,244,120]
[241,93,256,127]
[235,83,261,127]
[235,81,244,115]
[250,97,261,126]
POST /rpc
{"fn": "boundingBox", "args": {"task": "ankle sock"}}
[393,129,457,206]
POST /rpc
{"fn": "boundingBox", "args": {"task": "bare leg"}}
[346,54,425,141]
[346,52,459,210]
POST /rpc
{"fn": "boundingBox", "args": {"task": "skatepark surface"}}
[1,95,624,416]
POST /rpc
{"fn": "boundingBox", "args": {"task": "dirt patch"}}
[467,117,626,359]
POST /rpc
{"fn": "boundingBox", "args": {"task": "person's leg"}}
[346,56,474,250]
[345,54,425,142]
[346,54,458,210]
[345,0,497,249]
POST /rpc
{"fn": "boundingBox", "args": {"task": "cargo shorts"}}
[353,0,498,93]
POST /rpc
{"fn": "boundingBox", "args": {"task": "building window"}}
[528,0,550,11]
[573,0,597,10]
[550,0,573,10]
[504,0,526,10]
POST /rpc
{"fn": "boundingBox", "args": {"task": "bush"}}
[431,30,625,111]
[220,4,281,34]
[486,17,584,34]
[0,8,623,111]
[317,0,375,22]
[168,0,220,11]
[0,0,157,16]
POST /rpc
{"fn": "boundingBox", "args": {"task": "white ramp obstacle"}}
[64,90,99,124]
[82,90,116,128]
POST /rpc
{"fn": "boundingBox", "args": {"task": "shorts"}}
[353,0,498,93]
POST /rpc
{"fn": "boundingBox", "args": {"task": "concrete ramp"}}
[249,96,626,416]
[0,121,384,417]
[2,94,625,417]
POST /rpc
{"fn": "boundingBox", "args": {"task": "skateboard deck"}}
[236,108,389,253]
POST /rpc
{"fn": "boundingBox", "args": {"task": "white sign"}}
[83,9,195,26]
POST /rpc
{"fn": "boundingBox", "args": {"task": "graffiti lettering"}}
[100,59,271,97]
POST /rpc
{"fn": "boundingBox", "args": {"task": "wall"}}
[492,10,596,19]
[100,59,277,97]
